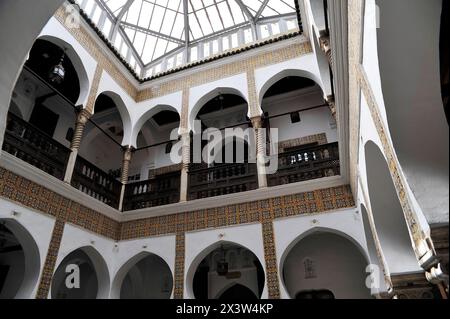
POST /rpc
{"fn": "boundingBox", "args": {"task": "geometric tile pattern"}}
[0,167,355,242]
[35,220,65,299]
[174,232,185,299]
[0,166,355,300]
[0,168,121,240]
[262,220,280,299]
[119,185,355,240]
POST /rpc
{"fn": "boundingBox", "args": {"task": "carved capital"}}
[250,116,263,129]
[319,35,333,66]
[325,95,337,120]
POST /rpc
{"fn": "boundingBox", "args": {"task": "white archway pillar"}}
[250,116,267,189]
[118,146,134,211]
[180,132,190,202]
[64,107,92,183]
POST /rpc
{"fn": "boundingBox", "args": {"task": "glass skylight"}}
[75,0,298,77]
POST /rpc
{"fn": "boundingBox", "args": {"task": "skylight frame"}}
[79,0,298,77]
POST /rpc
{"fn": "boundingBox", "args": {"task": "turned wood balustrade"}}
[2,113,71,181]
[2,117,340,209]
[2,120,340,210]
[268,142,340,187]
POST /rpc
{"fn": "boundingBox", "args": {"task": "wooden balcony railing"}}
[123,171,181,211]
[188,163,258,200]
[2,112,70,180]
[71,156,122,209]
[267,142,340,187]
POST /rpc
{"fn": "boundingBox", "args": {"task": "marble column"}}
[118,146,134,211]
[64,108,92,183]
[251,116,268,188]
[179,132,190,202]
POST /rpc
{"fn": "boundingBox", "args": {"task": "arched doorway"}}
[51,247,109,299]
[74,92,128,208]
[295,289,335,299]
[123,108,181,210]
[2,38,87,180]
[0,219,40,299]
[0,0,67,147]
[364,141,420,274]
[282,231,371,299]
[116,253,173,299]
[260,75,339,187]
[218,284,258,300]
[190,242,265,300]
[189,92,258,200]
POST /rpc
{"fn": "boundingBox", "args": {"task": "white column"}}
[64,108,91,183]
[251,116,268,188]
[118,146,134,211]
[179,132,190,202]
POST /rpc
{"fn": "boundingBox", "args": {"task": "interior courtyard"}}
[0,0,448,300]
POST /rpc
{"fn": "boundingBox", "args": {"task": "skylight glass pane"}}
[92,5,102,23]
[102,18,113,36]
[286,18,298,31]
[83,0,96,15]
[271,22,281,35]
[263,0,295,16]
[104,0,129,15]
[86,0,297,72]
[190,47,198,61]
[260,24,270,39]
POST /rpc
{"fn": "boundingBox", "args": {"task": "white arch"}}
[258,68,325,108]
[363,140,421,274]
[0,218,41,299]
[279,226,370,279]
[51,245,111,299]
[185,240,265,300]
[93,91,133,147]
[189,73,249,133]
[36,35,91,107]
[279,227,371,299]
[110,251,173,299]
[189,87,249,134]
[130,104,181,148]
[255,53,327,111]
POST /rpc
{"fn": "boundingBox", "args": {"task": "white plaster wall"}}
[273,208,369,299]
[362,0,388,124]
[0,198,56,299]
[184,223,268,299]
[303,0,333,97]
